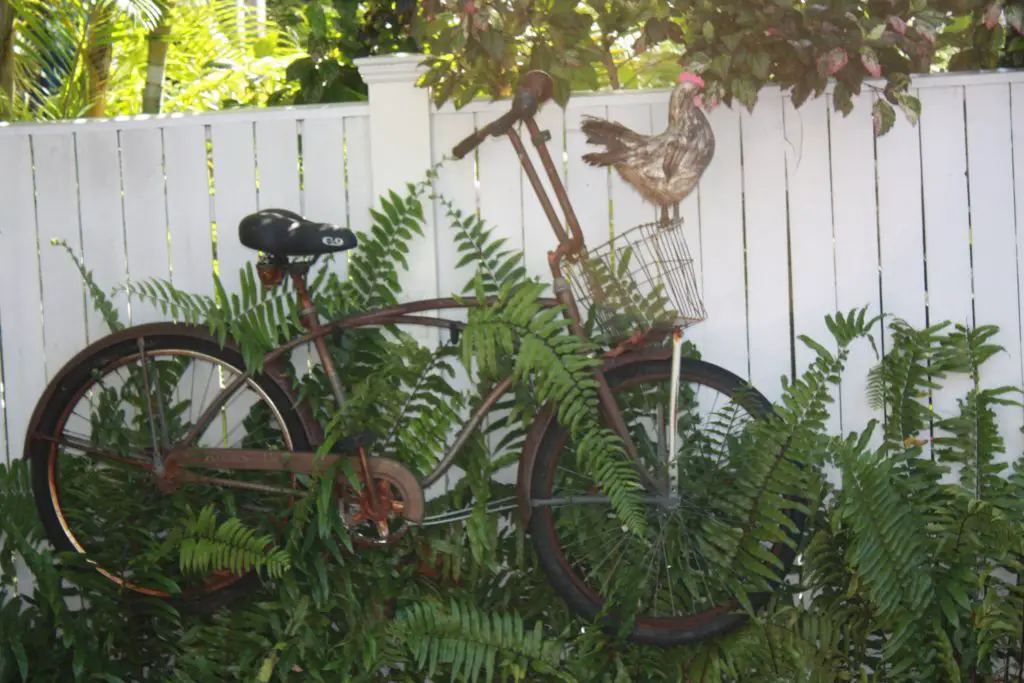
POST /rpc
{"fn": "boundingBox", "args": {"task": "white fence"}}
[1,54,1023,474]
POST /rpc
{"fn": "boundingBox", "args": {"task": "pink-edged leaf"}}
[888,16,908,35]
[860,46,882,78]
[984,1,1002,29]
[825,47,848,75]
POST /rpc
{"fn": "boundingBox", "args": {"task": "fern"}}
[177,504,291,579]
[460,276,647,535]
[50,237,125,333]
[700,308,880,603]
[320,181,432,318]
[123,261,304,372]
[390,600,573,682]
[435,191,529,298]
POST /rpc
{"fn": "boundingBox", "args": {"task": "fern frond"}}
[390,600,573,682]
[838,442,933,620]
[178,504,290,579]
[51,238,125,333]
[460,277,646,535]
[700,309,880,599]
[120,261,304,371]
[434,192,529,297]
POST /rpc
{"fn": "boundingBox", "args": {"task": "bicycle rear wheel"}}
[529,355,806,646]
[25,324,311,608]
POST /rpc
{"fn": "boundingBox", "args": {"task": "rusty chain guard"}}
[340,456,425,525]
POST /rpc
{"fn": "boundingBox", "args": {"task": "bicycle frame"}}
[151,74,666,514]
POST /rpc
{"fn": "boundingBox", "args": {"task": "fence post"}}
[353,53,438,306]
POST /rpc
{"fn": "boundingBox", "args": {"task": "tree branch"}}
[601,39,621,89]
[0,0,15,109]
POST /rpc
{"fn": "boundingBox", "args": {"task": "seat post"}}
[291,272,347,407]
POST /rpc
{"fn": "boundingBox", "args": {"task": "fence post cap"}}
[354,53,428,85]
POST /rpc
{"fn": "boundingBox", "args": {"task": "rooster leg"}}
[660,205,669,228]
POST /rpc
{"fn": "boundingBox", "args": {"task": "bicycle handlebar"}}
[450,70,555,159]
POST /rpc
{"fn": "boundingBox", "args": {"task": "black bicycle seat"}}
[238,208,358,257]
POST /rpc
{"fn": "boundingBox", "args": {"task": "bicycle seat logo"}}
[322,235,346,247]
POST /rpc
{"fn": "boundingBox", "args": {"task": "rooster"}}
[580,72,715,227]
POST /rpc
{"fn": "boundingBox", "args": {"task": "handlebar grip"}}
[450,106,523,159]
[452,129,488,159]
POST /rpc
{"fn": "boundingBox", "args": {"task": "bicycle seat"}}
[238,209,358,257]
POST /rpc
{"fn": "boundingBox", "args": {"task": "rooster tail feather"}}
[581,150,624,167]
[579,115,645,167]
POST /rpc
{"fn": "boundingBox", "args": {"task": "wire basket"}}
[563,217,707,341]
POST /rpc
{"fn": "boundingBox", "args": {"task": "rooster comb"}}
[678,72,705,87]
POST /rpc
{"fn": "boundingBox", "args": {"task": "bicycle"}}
[24,70,805,647]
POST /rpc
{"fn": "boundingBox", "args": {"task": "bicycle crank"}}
[337,456,424,546]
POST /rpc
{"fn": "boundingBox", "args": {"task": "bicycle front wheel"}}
[529,355,806,646]
[25,324,312,608]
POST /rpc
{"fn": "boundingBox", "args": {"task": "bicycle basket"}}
[563,216,706,340]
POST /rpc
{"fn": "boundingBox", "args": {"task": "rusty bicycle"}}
[24,70,804,646]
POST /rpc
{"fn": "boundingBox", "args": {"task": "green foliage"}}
[177,504,291,580]
[124,262,304,373]
[269,0,420,105]
[0,0,159,119]
[105,0,304,115]
[390,600,571,681]
[50,237,125,332]
[439,191,528,298]
[412,0,1023,134]
[12,168,1024,682]
[460,276,648,535]
[0,0,301,120]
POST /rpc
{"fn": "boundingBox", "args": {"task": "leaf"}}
[703,20,715,41]
[820,47,848,76]
[867,22,887,41]
[710,53,731,77]
[915,18,937,43]
[11,642,28,680]
[733,77,758,111]
[832,81,854,116]
[888,15,908,34]
[896,91,921,125]
[750,51,771,80]
[477,28,504,61]
[1006,4,1024,32]
[685,51,712,72]
[860,46,882,78]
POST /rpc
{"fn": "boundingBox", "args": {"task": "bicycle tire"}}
[25,324,312,612]
[529,355,805,646]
